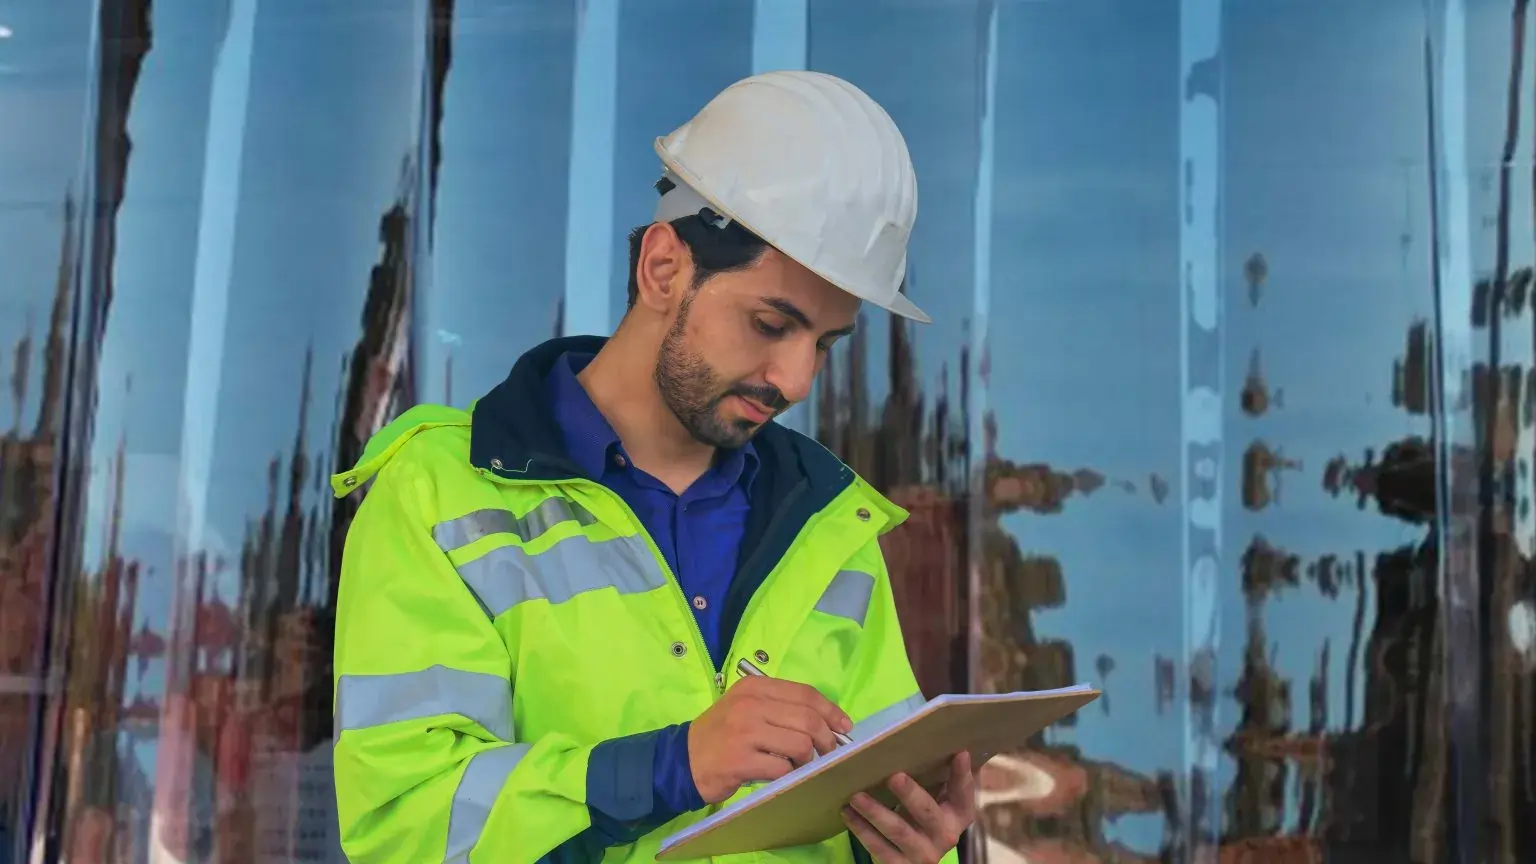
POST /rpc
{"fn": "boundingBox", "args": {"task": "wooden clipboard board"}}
[657,685,1100,859]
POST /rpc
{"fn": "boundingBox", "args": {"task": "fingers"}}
[840,765,971,862]
[751,723,819,768]
[887,772,949,838]
[737,751,798,786]
[801,688,854,735]
[741,676,852,734]
[734,677,849,754]
[761,701,841,755]
[944,751,977,818]
[847,791,942,863]
[701,676,856,802]
[800,686,854,734]
[842,803,904,862]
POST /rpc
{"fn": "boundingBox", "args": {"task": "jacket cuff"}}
[577,724,699,850]
[584,729,662,841]
[650,722,706,815]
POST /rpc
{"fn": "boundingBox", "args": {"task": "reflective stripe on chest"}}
[428,490,878,636]
[434,495,666,616]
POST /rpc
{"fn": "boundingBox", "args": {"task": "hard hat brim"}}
[875,288,932,325]
[653,137,931,326]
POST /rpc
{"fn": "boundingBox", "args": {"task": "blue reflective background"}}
[2,0,1533,862]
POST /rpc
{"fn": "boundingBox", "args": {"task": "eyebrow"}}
[760,296,857,339]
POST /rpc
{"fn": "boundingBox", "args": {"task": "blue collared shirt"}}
[547,351,757,819]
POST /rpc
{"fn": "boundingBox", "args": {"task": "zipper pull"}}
[713,671,725,694]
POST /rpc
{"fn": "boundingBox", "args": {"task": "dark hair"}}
[625,176,770,309]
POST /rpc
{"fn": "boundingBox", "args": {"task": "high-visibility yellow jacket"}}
[329,336,953,863]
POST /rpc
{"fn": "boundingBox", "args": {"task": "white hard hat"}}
[652,70,928,324]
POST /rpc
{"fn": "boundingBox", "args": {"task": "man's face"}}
[653,247,861,449]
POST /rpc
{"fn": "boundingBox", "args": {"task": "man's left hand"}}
[841,750,977,863]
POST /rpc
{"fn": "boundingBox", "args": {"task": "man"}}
[329,70,975,863]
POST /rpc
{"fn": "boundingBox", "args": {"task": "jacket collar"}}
[544,349,759,494]
[470,336,844,500]
[469,335,599,480]
[470,336,901,652]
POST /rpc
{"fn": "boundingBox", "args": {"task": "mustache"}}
[726,383,789,412]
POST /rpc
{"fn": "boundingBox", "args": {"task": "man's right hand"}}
[687,676,854,804]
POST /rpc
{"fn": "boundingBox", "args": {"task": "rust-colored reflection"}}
[5,0,438,859]
[812,5,1535,860]
[817,316,1178,862]
[817,316,973,700]
[0,196,79,859]
[2,0,145,854]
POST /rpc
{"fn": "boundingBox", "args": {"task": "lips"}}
[734,395,773,423]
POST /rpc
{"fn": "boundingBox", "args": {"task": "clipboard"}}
[657,684,1100,860]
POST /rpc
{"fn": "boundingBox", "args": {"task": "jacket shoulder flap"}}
[329,404,472,498]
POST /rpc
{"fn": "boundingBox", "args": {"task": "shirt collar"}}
[546,351,758,494]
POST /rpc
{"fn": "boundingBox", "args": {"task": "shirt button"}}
[614,454,627,468]
[692,595,708,610]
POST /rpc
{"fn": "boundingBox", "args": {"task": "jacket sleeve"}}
[332,458,686,863]
[838,537,964,864]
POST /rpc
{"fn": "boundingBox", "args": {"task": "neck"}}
[577,327,715,491]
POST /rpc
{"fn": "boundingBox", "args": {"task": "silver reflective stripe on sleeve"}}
[813,569,876,626]
[850,692,928,742]
[454,533,666,618]
[445,743,532,863]
[433,497,599,553]
[335,665,513,742]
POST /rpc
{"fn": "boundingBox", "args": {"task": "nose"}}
[764,342,820,406]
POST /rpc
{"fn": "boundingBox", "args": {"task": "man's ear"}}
[634,222,691,314]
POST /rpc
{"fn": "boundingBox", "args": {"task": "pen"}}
[735,657,855,747]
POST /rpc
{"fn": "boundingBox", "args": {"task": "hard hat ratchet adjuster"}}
[653,170,733,231]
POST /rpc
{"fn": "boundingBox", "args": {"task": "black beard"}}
[653,298,784,449]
